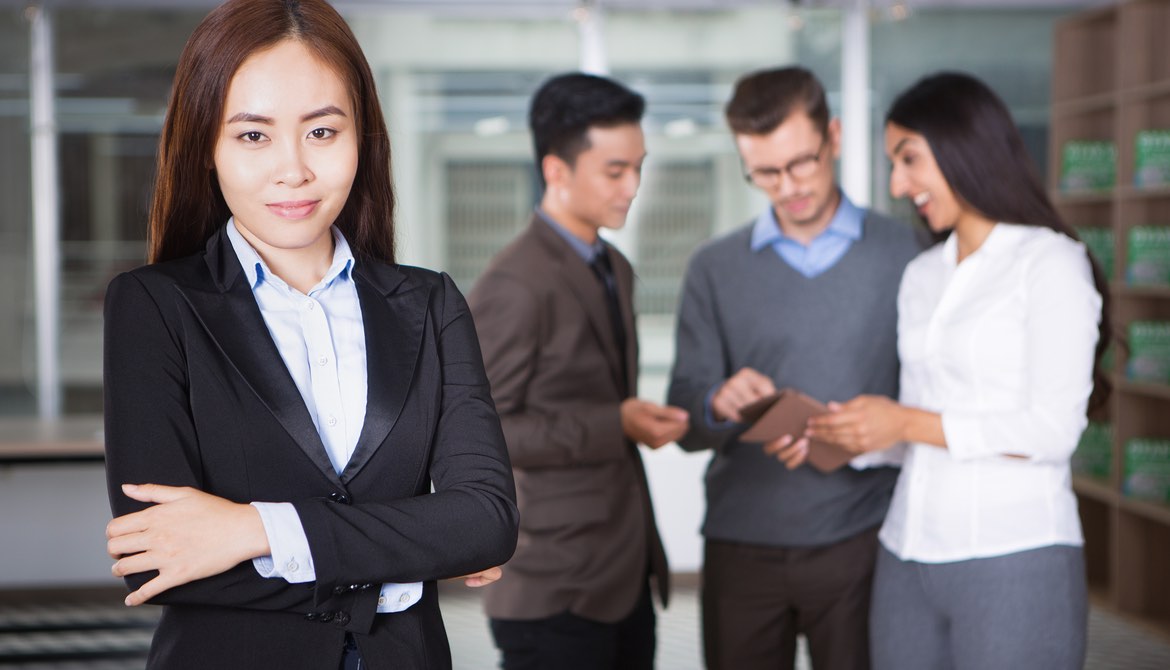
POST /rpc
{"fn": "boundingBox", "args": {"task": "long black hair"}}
[887,71,1111,412]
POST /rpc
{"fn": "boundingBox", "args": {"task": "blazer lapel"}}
[341,261,429,482]
[610,247,638,395]
[181,229,342,488]
[531,220,625,392]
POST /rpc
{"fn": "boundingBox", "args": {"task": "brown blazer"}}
[468,216,669,623]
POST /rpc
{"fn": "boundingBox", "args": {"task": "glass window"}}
[0,7,31,416]
[51,8,202,413]
[867,8,1071,219]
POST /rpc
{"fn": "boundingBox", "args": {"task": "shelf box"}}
[1123,438,1170,504]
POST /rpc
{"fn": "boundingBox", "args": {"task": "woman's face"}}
[884,122,964,233]
[213,39,358,258]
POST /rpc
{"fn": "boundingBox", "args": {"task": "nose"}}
[888,164,908,199]
[273,139,313,187]
[622,169,641,200]
[775,170,801,197]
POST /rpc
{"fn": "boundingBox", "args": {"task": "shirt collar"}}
[536,207,606,263]
[750,189,863,252]
[941,222,1022,267]
[225,217,354,292]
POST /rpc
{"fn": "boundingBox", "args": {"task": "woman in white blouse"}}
[785,72,1111,669]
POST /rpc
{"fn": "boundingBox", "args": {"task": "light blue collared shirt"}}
[536,207,606,263]
[226,220,421,614]
[750,191,864,278]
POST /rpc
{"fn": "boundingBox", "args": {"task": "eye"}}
[238,131,266,144]
[308,127,337,140]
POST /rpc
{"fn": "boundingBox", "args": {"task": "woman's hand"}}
[106,484,270,606]
[805,395,907,454]
[763,434,811,470]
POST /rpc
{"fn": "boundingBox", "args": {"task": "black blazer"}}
[103,227,518,670]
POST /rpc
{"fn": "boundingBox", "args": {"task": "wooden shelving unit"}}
[1052,0,1170,637]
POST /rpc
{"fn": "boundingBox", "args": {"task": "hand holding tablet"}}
[739,389,854,473]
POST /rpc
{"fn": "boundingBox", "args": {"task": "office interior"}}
[2,0,1170,667]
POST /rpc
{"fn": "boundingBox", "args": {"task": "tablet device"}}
[738,389,854,473]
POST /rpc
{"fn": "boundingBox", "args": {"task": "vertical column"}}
[840,0,871,207]
[576,3,638,258]
[576,1,608,76]
[386,68,432,267]
[29,5,61,418]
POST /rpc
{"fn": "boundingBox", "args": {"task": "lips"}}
[782,194,812,213]
[267,200,319,219]
[912,191,930,216]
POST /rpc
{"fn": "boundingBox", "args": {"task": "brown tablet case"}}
[739,389,854,473]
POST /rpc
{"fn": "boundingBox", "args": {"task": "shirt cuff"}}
[940,410,988,461]
[251,502,315,583]
[376,582,423,613]
[849,443,905,469]
[704,384,738,430]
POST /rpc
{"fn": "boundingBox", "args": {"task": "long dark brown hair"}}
[887,71,1111,411]
[149,0,394,264]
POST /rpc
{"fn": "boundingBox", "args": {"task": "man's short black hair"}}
[529,72,645,188]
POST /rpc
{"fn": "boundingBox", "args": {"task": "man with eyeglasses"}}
[666,67,924,670]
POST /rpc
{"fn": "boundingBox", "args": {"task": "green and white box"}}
[1073,421,1113,480]
[1076,226,1114,279]
[1126,321,1170,383]
[1061,140,1116,192]
[1124,438,1170,503]
[1135,129,1170,188]
[1127,226,1170,286]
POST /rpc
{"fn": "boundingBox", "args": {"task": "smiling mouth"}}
[913,192,930,207]
[267,201,319,219]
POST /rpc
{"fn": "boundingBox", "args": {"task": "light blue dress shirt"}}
[704,192,866,428]
[749,190,864,278]
[536,207,606,262]
[225,220,421,614]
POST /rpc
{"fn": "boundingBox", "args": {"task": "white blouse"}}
[879,223,1102,563]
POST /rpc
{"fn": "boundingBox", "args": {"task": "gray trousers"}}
[870,544,1087,670]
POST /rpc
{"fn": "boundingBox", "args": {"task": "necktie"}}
[589,250,629,394]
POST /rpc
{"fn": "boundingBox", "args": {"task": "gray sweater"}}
[667,211,923,547]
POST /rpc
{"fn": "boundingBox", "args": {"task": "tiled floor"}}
[440,582,1170,670]
[2,583,1170,668]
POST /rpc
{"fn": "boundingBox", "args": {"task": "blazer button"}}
[328,492,350,504]
[304,612,319,621]
[334,612,351,626]
[319,612,335,623]
[333,586,347,595]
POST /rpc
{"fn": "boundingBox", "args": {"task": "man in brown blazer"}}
[468,72,689,670]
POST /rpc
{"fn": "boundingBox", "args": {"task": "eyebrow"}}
[225,105,348,125]
[606,153,648,167]
[891,137,912,156]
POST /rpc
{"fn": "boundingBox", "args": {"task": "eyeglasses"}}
[743,139,828,188]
